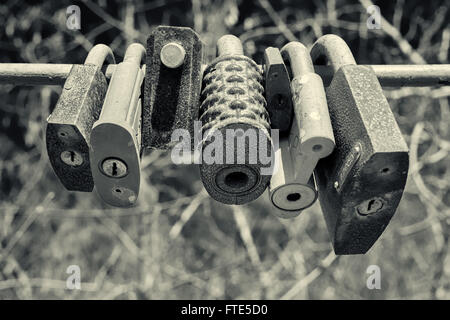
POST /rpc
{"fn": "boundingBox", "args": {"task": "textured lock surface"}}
[315,65,409,255]
[264,47,292,133]
[199,54,272,205]
[144,26,203,150]
[46,64,107,192]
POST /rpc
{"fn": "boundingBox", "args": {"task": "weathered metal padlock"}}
[144,26,204,150]
[268,41,334,218]
[310,35,409,255]
[90,43,145,207]
[46,44,115,192]
[264,47,292,133]
[199,35,273,205]
[269,138,318,219]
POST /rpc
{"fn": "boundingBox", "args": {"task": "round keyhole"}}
[101,158,128,178]
[60,150,83,167]
[286,193,301,202]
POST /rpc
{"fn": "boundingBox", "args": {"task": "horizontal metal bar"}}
[0,63,450,87]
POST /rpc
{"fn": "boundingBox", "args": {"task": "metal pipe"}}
[1,63,450,87]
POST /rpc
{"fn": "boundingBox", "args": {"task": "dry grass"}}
[0,0,449,299]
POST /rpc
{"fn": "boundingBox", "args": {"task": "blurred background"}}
[0,0,449,299]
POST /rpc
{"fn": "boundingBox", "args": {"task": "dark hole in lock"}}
[287,193,301,202]
[70,151,75,163]
[112,162,118,176]
[151,65,182,131]
[225,172,249,189]
[115,188,122,193]
[367,199,377,211]
[313,144,322,152]
[381,167,390,174]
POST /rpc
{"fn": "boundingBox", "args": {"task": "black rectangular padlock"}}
[46,44,114,192]
[263,47,293,134]
[90,43,145,207]
[144,26,204,150]
[310,35,409,255]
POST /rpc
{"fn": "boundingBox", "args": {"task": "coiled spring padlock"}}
[199,35,273,205]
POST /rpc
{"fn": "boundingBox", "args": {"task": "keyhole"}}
[112,162,118,176]
[70,151,75,163]
[357,197,384,216]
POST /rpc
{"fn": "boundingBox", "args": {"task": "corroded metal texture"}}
[263,47,293,133]
[312,54,409,254]
[199,35,272,205]
[144,26,204,150]
[46,64,107,192]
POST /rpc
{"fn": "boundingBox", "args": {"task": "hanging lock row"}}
[43,26,411,254]
[47,43,145,207]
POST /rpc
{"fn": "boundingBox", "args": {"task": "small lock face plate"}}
[264,47,292,133]
[91,121,141,207]
[144,26,204,150]
[46,64,107,192]
[315,65,409,255]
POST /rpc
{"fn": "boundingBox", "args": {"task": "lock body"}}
[199,35,273,205]
[46,64,107,191]
[315,65,409,254]
[144,26,204,150]
[264,47,292,133]
[90,44,144,207]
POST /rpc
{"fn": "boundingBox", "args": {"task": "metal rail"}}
[0,63,449,87]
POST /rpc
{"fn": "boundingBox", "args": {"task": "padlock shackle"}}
[217,35,244,56]
[123,43,146,65]
[280,41,314,77]
[310,34,356,74]
[84,44,116,67]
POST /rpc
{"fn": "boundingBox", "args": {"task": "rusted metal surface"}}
[144,26,204,150]
[311,34,409,255]
[90,43,145,207]
[2,63,450,87]
[199,35,272,205]
[46,44,114,192]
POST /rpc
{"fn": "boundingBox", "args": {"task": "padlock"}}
[268,41,334,218]
[46,44,115,192]
[310,34,409,255]
[144,26,204,150]
[90,43,145,207]
[269,138,318,219]
[199,35,273,205]
[263,47,293,133]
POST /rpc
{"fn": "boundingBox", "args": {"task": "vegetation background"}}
[0,0,449,299]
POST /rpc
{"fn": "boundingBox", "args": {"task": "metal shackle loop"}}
[216,34,244,56]
[310,34,356,74]
[280,41,314,77]
[84,44,116,67]
[123,43,146,66]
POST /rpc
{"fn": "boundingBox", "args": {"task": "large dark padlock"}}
[263,47,292,133]
[310,35,409,255]
[90,43,145,207]
[199,35,273,205]
[269,41,335,218]
[46,44,115,192]
[144,26,204,150]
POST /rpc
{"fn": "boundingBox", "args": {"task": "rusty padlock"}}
[144,26,204,150]
[199,35,273,205]
[46,44,115,192]
[268,41,335,218]
[310,35,409,255]
[90,43,145,207]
